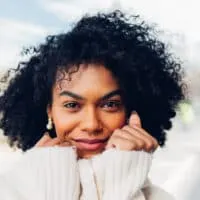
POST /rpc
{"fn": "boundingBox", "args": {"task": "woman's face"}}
[48,64,126,158]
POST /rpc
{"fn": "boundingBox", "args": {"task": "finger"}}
[116,129,146,150]
[106,129,144,151]
[128,111,142,128]
[123,125,158,151]
[114,129,155,152]
[35,132,51,147]
[132,125,159,149]
[124,125,158,151]
[58,139,73,147]
[44,137,61,147]
[106,134,138,151]
[59,142,71,147]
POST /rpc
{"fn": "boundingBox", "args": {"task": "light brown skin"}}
[36,64,158,159]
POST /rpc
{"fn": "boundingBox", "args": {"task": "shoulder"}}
[142,181,175,200]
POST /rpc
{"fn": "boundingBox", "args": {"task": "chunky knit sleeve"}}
[0,147,80,200]
[142,181,175,200]
[79,149,152,200]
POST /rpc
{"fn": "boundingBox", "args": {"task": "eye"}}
[63,102,81,111]
[101,100,122,111]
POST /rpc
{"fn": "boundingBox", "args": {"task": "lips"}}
[74,137,109,144]
[73,137,109,151]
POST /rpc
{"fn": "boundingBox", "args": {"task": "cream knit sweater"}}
[0,147,174,200]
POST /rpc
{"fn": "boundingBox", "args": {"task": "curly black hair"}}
[0,10,185,151]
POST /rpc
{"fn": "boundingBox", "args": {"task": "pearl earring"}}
[46,117,53,130]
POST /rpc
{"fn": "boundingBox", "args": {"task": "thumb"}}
[128,111,142,128]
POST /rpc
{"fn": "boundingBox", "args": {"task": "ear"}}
[128,111,142,128]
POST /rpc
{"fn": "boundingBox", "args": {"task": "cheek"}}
[102,112,126,133]
[52,109,78,139]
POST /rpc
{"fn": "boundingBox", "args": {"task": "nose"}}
[80,107,103,135]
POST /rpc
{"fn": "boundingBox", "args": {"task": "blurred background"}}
[0,0,199,199]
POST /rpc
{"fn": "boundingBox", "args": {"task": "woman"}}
[0,10,184,199]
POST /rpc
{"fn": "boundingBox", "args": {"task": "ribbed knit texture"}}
[0,147,80,200]
[0,147,175,200]
[142,183,175,200]
[78,159,99,200]
[79,149,152,200]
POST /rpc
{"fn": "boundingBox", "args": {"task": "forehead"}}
[54,64,119,92]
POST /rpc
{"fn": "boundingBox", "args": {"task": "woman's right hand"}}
[35,133,72,147]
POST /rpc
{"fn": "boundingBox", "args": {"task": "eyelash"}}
[100,101,122,111]
[63,102,80,109]
[63,100,122,112]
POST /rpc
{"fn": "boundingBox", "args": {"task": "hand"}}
[105,112,158,152]
[35,133,72,147]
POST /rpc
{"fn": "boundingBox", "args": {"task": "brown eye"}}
[101,101,122,111]
[63,102,80,111]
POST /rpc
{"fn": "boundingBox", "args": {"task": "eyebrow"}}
[59,89,122,101]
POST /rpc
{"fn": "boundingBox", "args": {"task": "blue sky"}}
[0,0,199,70]
[0,0,66,27]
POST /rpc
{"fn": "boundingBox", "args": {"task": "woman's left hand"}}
[105,112,158,152]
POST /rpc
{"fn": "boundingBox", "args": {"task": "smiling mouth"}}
[73,137,109,151]
[74,137,109,144]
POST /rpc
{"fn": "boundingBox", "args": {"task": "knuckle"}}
[146,142,154,151]
[108,135,119,144]
[154,139,159,147]
[137,140,145,149]
[130,142,137,150]
[122,125,129,131]
[120,142,132,151]
[113,129,122,136]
